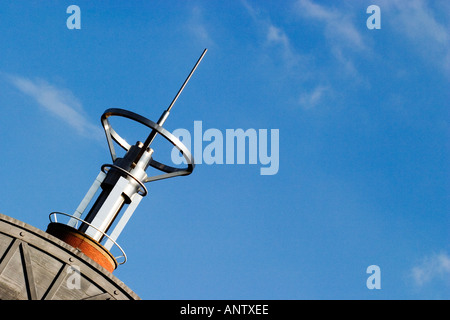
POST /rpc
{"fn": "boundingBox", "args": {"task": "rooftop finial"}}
[48,49,207,271]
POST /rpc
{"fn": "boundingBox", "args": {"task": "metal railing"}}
[49,212,127,265]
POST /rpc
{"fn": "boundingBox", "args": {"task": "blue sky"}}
[0,0,449,299]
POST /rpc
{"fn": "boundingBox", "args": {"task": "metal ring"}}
[101,164,148,197]
[101,108,194,183]
[49,212,127,265]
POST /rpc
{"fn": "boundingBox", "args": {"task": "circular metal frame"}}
[101,108,195,183]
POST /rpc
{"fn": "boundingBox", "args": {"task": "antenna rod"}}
[135,48,208,163]
[166,48,208,114]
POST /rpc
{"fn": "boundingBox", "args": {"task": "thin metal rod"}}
[166,48,208,114]
[135,48,207,163]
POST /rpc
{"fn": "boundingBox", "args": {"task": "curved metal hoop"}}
[49,212,127,265]
[101,108,195,183]
[101,164,148,197]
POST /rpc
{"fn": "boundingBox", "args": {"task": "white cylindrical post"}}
[68,171,106,228]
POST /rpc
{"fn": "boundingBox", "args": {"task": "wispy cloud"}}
[241,0,335,110]
[298,0,450,77]
[295,0,367,50]
[242,0,304,70]
[265,24,302,69]
[379,0,450,75]
[410,252,450,287]
[6,74,102,139]
[186,6,215,48]
[298,85,329,110]
[294,0,369,76]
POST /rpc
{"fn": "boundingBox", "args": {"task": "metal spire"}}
[49,49,207,269]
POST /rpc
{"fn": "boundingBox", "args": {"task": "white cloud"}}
[295,0,367,52]
[242,0,303,70]
[378,0,450,74]
[383,0,448,43]
[6,74,102,139]
[294,0,370,78]
[265,24,302,69]
[187,6,215,48]
[298,85,329,110]
[411,252,450,287]
[267,25,289,47]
